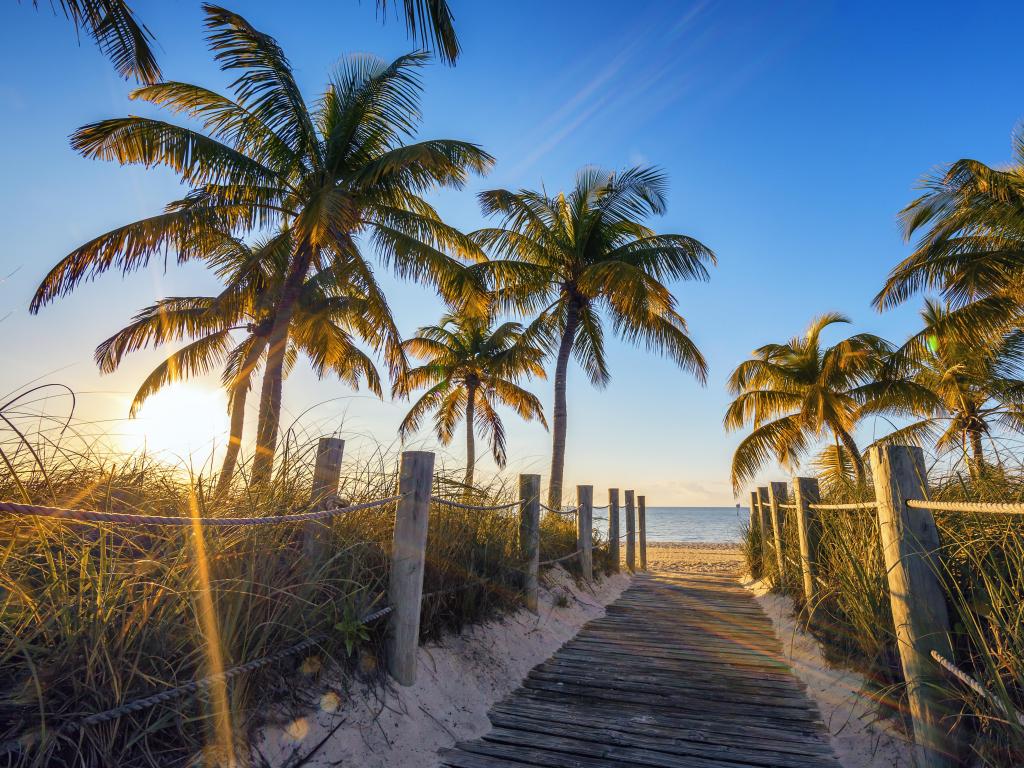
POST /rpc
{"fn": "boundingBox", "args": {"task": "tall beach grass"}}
[742,461,1024,765]
[0,391,607,767]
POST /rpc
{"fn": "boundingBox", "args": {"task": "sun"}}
[119,384,230,462]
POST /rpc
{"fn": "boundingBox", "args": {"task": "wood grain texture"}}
[440,571,840,767]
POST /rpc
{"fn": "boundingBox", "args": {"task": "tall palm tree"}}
[96,230,388,491]
[724,313,894,492]
[31,4,492,484]
[874,126,1024,343]
[29,0,161,83]
[875,299,1024,474]
[397,311,547,487]
[472,166,715,508]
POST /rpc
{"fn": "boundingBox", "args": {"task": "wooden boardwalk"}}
[440,572,841,768]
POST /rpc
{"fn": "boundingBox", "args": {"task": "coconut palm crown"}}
[473,165,714,508]
[724,313,894,492]
[874,127,1024,345]
[397,311,548,488]
[30,4,493,484]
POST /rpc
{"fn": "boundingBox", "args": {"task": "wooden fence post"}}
[757,486,771,575]
[608,488,620,573]
[577,485,593,581]
[748,490,762,566]
[869,444,960,767]
[792,477,821,609]
[387,450,434,686]
[304,437,344,562]
[624,490,636,572]
[519,474,541,613]
[637,495,647,571]
[768,481,788,583]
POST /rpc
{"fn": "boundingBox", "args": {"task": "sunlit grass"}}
[0,394,592,767]
[741,463,1024,765]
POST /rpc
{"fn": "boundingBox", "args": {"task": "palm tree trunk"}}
[464,380,476,488]
[217,388,248,495]
[967,426,985,479]
[548,302,580,510]
[216,341,265,495]
[252,243,313,486]
[835,427,865,485]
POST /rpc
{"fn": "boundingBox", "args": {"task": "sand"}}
[642,540,745,575]
[256,542,916,767]
[255,567,630,767]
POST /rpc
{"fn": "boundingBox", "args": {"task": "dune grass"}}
[0,401,608,767]
[742,463,1024,765]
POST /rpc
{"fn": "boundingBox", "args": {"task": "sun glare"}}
[119,384,230,462]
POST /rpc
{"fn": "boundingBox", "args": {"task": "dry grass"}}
[0,389,603,767]
[741,462,1024,766]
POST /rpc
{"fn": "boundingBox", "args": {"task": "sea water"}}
[592,506,747,544]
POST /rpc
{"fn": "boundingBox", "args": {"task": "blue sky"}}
[1,1,1022,504]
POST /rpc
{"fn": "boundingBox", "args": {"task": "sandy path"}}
[641,540,744,575]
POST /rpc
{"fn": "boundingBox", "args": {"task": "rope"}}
[1,604,392,757]
[907,499,1024,515]
[930,650,1024,726]
[540,504,578,515]
[0,495,403,527]
[777,503,797,510]
[539,549,581,566]
[807,501,877,511]
[592,504,610,510]
[430,497,519,512]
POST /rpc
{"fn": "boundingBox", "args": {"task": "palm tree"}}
[96,230,389,491]
[28,0,161,83]
[874,299,1024,475]
[874,126,1024,343]
[472,166,715,508]
[724,313,894,492]
[26,0,458,85]
[31,4,493,485]
[397,311,547,487]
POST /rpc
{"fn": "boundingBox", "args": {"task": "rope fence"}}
[751,446,1024,763]
[0,496,403,527]
[429,497,520,512]
[907,499,1024,515]
[540,504,579,515]
[0,604,392,759]
[930,650,1024,727]
[539,549,581,566]
[807,501,877,511]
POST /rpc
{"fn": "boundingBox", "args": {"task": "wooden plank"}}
[487,712,840,768]
[492,697,837,754]
[439,569,840,767]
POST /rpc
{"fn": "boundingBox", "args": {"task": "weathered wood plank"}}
[439,570,840,767]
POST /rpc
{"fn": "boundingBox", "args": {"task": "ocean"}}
[592,506,747,544]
